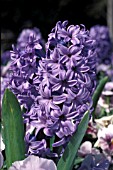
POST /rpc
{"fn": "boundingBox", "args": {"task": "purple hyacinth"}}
[25,133,58,158]
[9,34,44,110]
[25,21,96,157]
[89,25,112,65]
[1,51,12,108]
[17,27,45,50]
[9,21,97,158]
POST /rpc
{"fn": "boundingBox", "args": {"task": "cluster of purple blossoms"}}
[89,25,112,65]
[1,27,45,105]
[1,51,12,110]
[9,35,43,107]
[9,21,97,158]
[16,27,45,51]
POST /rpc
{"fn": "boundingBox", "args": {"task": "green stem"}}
[92,76,109,120]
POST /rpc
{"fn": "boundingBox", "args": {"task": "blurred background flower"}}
[94,124,113,163]
[78,141,100,157]
[8,155,57,170]
[78,154,110,170]
[0,152,4,169]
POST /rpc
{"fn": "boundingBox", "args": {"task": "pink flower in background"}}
[95,124,113,163]
[78,141,100,157]
[9,155,57,170]
[86,120,97,138]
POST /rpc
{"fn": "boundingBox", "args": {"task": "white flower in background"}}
[102,82,113,96]
[104,82,113,91]
[96,81,113,113]
[0,133,5,151]
[97,95,113,113]
[95,115,113,128]
[98,97,109,109]
[8,155,57,170]
[0,132,5,169]
[95,124,113,163]
[96,64,110,73]
[78,141,100,157]
[0,152,4,169]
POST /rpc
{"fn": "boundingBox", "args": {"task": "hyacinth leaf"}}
[57,111,89,170]
[50,136,55,151]
[1,89,25,169]
[92,76,109,117]
[74,157,84,166]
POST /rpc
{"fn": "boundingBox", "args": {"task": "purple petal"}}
[59,70,66,80]
[53,94,66,104]
[60,55,69,64]
[52,138,66,147]
[49,75,59,84]
[68,80,77,87]
[43,128,54,137]
[79,66,90,72]
[52,83,62,91]
[58,44,69,55]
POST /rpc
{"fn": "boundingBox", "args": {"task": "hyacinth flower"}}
[96,52,113,82]
[89,25,112,66]
[1,50,12,112]
[8,155,57,170]
[9,20,97,158]
[95,124,113,163]
[0,27,45,108]
[9,35,44,110]
[17,27,45,50]
[9,34,57,157]
[16,27,46,62]
[1,50,12,91]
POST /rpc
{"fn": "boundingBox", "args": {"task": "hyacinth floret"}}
[17,27,45,51]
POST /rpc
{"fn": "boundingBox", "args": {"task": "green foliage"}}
[1,89,25,169]
[57,111,89,170]
[92,76,109,119]
[50,136,55,151]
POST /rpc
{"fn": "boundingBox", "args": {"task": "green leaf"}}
[50,136,55,151]
[74,157,84,165]
[92,76,109,118]
[1,89,25,169]
[57,111,89,170]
